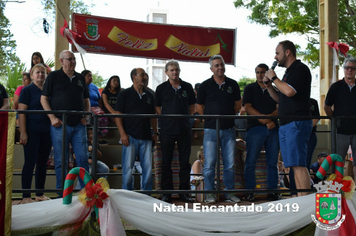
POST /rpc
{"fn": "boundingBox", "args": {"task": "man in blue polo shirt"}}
[196,55,242,204]
[114,68,157,191]
[41,50,90,192]
[265,40,312,197]
[155,60,196,203]
[324,57,356,181]
[243,63,280,202]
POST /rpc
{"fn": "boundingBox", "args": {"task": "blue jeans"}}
[244,126,279,189]
[203,128,236,191]
[76,160,109,189]
[51,123,89,190]
[121,136,152,190]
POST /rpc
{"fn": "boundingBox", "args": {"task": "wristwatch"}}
[271,76,278,82]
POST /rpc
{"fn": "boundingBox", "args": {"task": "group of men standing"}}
[43,39,356,202]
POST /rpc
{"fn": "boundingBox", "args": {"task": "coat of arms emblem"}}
[84,19,100,41]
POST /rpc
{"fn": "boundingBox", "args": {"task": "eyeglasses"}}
[343,66,356,71]
[62,57,76,62]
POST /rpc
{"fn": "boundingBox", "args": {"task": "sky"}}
[4,0,312,90]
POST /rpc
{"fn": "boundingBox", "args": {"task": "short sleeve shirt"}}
[42,68,89,126]
[325,78,356,134]
[19,83,51,132]
[155,79,195,134]
[102,88,119,113]
[243,82,278,130]
[196,76,241,129]
[279,60,311,125]
[115,86,155,140]
[88,83,101,107]
[309,98,320,133]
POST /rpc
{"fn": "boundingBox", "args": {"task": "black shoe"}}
[98,140,108,145]
[161,195,171,203]
[267,193,282,201]
[179,194,194,203]
[246,193,255,202]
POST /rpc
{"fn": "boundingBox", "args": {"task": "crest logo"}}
[84,19,100,41]
[311,181,345,231]
[181,90,187,98]
[227,86,233,93]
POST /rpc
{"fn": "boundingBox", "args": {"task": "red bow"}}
[85,183,109,208]
[60,19,81,44]
[326,41,349,57]
[333,176,353,193]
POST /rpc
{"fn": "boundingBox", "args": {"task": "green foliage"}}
[0,2,20,75]
[238,77,255,96]
[5,62,27,100]
[92,71,106,88]
[45,57,55,70]
[41,0,94,19]
[234,0,356,68]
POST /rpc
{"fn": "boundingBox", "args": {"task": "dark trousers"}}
[160,133,191,192]
[22,130,52,198]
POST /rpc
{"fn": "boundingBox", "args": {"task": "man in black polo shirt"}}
[41,50,90,191]
[196,55,242,204]
[324,57,356,181]
[114,68,157,191]
[243,63,280,202]
[155,60,196,203]
[265,40,312,197]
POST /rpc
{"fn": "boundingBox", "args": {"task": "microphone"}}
[263,61,278,84]
[271,61,278,70]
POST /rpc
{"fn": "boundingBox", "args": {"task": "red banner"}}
[0,112,15,236]
[72,13,236,64]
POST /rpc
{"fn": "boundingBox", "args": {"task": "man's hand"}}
[80,117,88,126]
[120,133,130,147]
[50,117,63,127]
[266,120,275,129]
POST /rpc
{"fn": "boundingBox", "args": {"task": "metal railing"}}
[9,109,341,197]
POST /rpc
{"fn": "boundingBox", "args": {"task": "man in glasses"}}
[264,40,312,197]
[196,55,242,204]
[41,50,90,194]
[155,60,196,203]
[324,57,356,181]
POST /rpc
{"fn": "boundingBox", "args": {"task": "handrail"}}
[8,109,341,197]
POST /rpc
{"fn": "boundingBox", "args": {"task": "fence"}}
[10,110,340,197]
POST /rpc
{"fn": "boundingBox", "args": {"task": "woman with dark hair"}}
[18,64,52,204]
[31,52,51,74]
[81,70,101,107]
[102,75,121,116]
[82,69,108,137]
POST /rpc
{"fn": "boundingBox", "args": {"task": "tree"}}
[0,2,20,75]
[234,0,356,68]
[237,77,255,96]
[41,0,93,19]
[6,62,26,96]
[92,71,106,88]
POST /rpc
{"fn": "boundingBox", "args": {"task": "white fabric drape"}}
[12,190,356,236]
